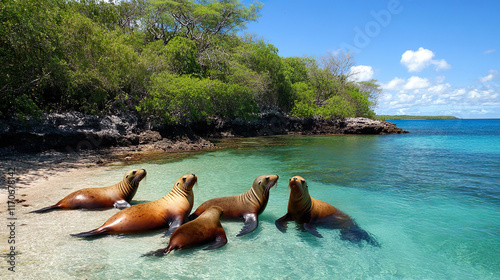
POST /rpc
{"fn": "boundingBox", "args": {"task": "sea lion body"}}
[31,169,147,213]
[147,206,227,256]
[189,174,279,236]
[276,176,379,246]
[71,174,197,237]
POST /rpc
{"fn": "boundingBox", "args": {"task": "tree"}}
[319,51,356,86]
[358,79,382,108]
[144,0,261,50]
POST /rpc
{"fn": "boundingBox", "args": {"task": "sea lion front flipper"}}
[162,217,182,237]
[113,200,131,210]
[275,213,291,233]
[237,213,258,236]
[304,223,323,238]
[204,235,228,250]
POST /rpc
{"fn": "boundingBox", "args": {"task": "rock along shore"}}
[0,111,408,154]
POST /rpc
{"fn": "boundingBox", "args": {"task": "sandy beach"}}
[1,143,209,279]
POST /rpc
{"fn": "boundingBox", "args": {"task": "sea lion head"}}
[252,174,279,197]
[288,176,309,198]
[124,169,147,187]
[174,173,198,192]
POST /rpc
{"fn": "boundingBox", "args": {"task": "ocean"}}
[7,119,500,279]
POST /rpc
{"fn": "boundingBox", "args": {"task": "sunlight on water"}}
[3,120,499,279]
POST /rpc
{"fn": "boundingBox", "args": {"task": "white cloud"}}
[479,69,497,83]
[376,75,500,118]
[400,47,450,72]
[480,74,494,83]
[404,76,431,90]
[382,77,405,91]
[349,65,374,82]
[483,49,496,54]
[428,83,451,94]
[431,59,451,71]
[382,76,430,91]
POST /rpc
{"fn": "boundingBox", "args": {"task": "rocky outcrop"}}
[0,111,407,153]
[0,112,214,153]
[192,111,408,137]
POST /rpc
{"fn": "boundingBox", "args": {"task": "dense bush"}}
[1,0,379,122]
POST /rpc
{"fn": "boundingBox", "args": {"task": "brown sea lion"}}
[31,169,147,213]
[275,176,379,246]
[189,174,279,236]
[145,206,227,257]
[71,174,197,238]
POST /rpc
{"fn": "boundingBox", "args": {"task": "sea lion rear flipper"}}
[275,214,291,233]
[304,223,323,238]
[162,218,182,237]
[113,200,131,210]
[30,205,60,214]
[340,225,380,247]
[71,227,109,238]
[142,247,170,257]
[204,235,228,250]
[237,213,258,236]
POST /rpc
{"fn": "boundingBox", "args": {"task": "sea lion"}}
[189,174,279,236]
[145,206,227,257]
[275,176,379,246]
[31,169,147,213]
[71,174,197,237]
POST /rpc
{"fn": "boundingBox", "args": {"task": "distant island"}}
[378,115,458,120]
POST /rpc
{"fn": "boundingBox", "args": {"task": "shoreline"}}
[0,113,408,204]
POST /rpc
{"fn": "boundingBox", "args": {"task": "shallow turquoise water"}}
[11,119,500,279]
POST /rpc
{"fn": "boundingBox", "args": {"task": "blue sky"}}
[240,0,500,118]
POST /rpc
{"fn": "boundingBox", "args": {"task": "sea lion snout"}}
[126,168,147,179]
[263,174,279,193]
[288,176,307,194]
[181,173,198,190]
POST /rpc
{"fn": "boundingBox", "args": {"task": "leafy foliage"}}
[137,73,256,124]
[1,0,379,123]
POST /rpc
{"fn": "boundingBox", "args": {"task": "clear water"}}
[4,119,500,279]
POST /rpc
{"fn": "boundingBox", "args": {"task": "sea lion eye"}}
[132,171,137,175]
[265,176,270,180]
[301,180,305,184]
[182,177,187,182]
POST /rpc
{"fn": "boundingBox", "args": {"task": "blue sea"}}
[9,119,500,279]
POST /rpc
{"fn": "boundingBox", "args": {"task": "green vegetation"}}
[377,115,458,120]
[1,0,380,124]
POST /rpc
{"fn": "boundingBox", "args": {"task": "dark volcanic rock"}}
[192,111,408,137]
[340,117,408,134]
[0,111,407,154]
[0,112,197,153]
